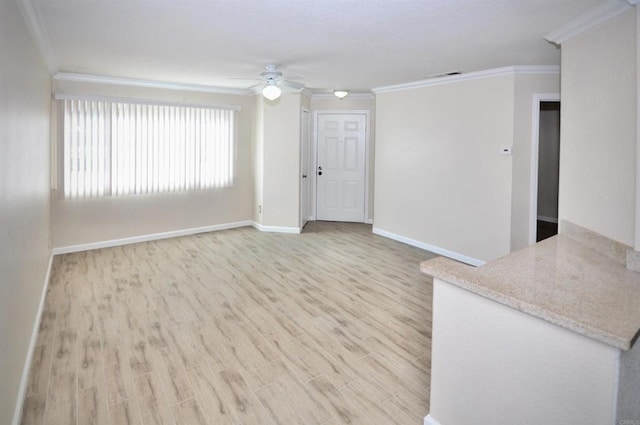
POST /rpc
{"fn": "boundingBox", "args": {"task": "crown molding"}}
[16,0,57,73]
[372,65,560,94]
[54,73,253,95]
[545,0,633,45]
[310,92,375,99]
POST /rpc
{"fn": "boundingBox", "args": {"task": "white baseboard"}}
[13,253,54,425]
[52,220,253,254]
[251,222,301,234]
[372,227,485,267]
[537,215,559,224]
[424,414,441,425]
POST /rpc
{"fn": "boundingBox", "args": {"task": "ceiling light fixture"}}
[334,90,349,99]
[263,81,281,100]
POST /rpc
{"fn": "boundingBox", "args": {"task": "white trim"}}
[313,109,373,114]
[310,92,375,99]
[424,414,442,425]
[372,65,560,94]
[365,218,373,224]
[300,107,311,229]
[12,254,54,425]
[53,73,253,96]
[52,93,242,112]
[545,0,632,44]
[313,110,371,224]
[52,221,252,254]
[16,0,57,73]
[372,227,485,267]
[363,112,371,224]
[310,110,318,222]
[529,94,561,245]
[251,222,301,234]
[537,215,559,224]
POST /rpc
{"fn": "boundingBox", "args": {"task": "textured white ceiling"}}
[30,0,604,93]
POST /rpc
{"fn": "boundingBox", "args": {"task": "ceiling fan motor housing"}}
[260,69,283,82]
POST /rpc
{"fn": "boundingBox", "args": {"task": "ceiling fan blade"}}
[282,72,305,81]
[280,80,305,92]
[229,77,262,81]
[248,82,266,92]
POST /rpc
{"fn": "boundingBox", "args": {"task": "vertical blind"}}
[63,99,236,199]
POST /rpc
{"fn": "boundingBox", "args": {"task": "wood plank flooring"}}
[20,221,435,425]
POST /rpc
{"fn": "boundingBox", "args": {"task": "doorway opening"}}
[530,97,561,243]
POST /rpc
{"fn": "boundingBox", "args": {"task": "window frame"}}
[52,94,241,200]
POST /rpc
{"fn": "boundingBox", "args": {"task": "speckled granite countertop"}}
[421,233,640,350]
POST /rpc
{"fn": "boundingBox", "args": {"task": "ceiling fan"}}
[236,65,305,100]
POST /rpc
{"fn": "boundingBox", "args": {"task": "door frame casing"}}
[529,93,561,245]
[312,110,370,223]
[300,107,311,229]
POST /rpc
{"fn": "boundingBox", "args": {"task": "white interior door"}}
[316,113,366,222]
[300,109,311,228]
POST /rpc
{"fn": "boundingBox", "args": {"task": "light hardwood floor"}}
[20,221,435,425]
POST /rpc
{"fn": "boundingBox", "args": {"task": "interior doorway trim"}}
[529,93,561,245]
[312,110,370,223]
[300,107,311,229]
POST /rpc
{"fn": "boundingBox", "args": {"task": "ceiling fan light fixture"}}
[263,82,281,100]
[333,90,349,99]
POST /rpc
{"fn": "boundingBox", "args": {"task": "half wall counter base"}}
[421,221,640,425]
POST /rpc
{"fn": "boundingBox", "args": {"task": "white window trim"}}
[56,96,239,199]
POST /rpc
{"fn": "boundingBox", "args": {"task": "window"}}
[61,98,236,199]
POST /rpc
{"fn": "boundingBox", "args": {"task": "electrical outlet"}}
[258,205,262,213]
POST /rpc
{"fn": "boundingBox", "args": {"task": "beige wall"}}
[258,93,303,228]
[311,95,376,222]
[374,75,515,263]
[0,0,52,422]
[510,74,560,251]
[51,80,255,248]
[301,92,311,111]
[635,5,640,251]
[559,9,637,246]
[253,94,265,224]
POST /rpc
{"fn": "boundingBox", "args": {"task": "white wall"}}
[0,0,52,422]
[374,74,515,263]
[51,80,255,248]
[510,74,560,251]
[559,9,637,247]
[429,279,619,425]
[311,95,376,222]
